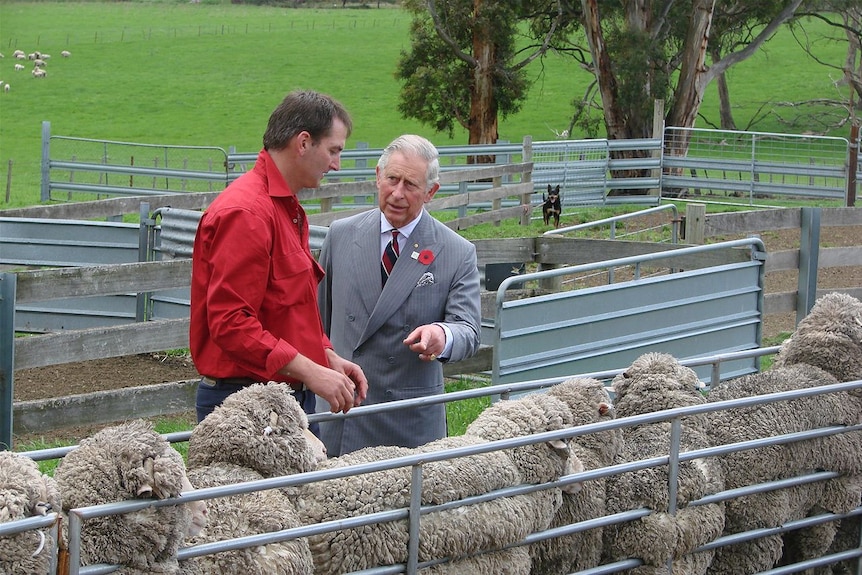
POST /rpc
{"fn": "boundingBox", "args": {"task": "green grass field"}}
[0,2,850,209]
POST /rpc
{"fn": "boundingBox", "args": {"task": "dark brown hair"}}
[262,90,352,151]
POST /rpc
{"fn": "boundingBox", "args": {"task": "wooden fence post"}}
[685,203,706,244]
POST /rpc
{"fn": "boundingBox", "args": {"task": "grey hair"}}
[377,134,440,190]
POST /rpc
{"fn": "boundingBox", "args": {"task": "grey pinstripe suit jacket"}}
[317,208,481,456]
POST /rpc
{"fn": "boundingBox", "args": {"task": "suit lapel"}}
[358,211,443,346]
[351,211,384,317]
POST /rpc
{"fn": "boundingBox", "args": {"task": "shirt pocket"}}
[271,251,315,305]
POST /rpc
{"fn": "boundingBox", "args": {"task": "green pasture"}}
[0,2,850,209]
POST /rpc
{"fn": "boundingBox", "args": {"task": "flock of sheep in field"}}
[0,48,71,93]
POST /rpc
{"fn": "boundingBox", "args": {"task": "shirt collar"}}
[380,210,423,239]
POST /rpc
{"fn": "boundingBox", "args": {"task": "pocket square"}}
[416,271,435,287]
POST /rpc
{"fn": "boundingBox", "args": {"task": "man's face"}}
[377,151,438,229]
[300,118,348,190]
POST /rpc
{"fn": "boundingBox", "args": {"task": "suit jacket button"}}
[387,356,396,364]
[347,314,355,322]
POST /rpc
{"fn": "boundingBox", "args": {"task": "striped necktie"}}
[381,230,399,286]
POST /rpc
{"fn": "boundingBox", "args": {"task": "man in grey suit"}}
[317,134,482,456]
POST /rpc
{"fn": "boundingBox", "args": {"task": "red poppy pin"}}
[415,249,434,265]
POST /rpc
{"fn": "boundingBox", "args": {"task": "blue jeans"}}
[195,378,319,437]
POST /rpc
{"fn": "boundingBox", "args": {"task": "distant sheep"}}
[14,64,24,71]
[54,419,201,574]
[32,68,46,78]
[4,84,10,93]
[0,451,62,575]
[33,58,46,68]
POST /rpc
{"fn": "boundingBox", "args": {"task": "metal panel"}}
[492,238,766,391]
[0,218,139,266]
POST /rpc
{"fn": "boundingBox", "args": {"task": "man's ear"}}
[425,183,440,202]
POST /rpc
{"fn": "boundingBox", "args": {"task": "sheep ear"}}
[136,457,155,498]
[598,402,612,416]
[548,439,569,458]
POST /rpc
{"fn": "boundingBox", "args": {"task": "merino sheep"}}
[600,353,725,574]
[184,383,325,574]
[295,391,582,575]
[773,292,862,385]
[528,377,624,575]
[54,419,200,575]
[0,450,62,575]
[183,463,314,575]
[706,294,862,575]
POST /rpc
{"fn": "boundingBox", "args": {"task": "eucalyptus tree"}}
[396,0,565,153]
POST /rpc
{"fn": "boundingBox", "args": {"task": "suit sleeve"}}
[317,226,334,338]
[440,240,482,363]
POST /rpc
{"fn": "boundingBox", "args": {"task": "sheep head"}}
[0,452,61,524]
[774,292,862,384]
[188,382,323,476]
[611,353,707,417]
[465,393,575,486]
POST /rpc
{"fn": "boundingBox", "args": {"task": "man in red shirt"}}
[190,90,367,432]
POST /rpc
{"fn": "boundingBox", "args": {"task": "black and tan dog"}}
[542,184,562,228]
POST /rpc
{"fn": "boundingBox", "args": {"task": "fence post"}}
[684,203,705,244]
[40,120,51,203]
[521,136,533,226]
[848,124,858,207]
[796,206,821,325]
[0,272,17,449]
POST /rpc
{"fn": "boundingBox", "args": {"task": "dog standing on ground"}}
[542,184,562,228]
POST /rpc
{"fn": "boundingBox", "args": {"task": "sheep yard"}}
[11,222,862,439]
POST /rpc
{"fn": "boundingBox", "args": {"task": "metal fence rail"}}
[41,122,856,208]
[663,127,848,202]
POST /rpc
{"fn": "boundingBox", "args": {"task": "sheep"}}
[772,292,862,385]
[184,382,326,574]
[14,64,24,71]
[54,419,201,575]
[33,58,46,68]
[183,463,314,575]
[599,353,726,574]
[0,450,62,575]
[3,84,9,93]
[15,53,25,60]
[705,294,862,575]
[187,382,326,484]
[295,391,581,575]
[61,50,71,58]
[528,377,624,575]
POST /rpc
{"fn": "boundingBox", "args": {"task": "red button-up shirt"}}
[189,149,331,383]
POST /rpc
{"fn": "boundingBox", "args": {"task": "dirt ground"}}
[12,225,862,405]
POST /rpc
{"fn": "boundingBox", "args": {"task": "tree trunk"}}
[712,48,737,130]
[581,0,627,140]
[467,0,498,163]
[667,0,716,155]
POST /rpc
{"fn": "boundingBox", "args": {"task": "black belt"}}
[201,376,304,392]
